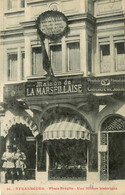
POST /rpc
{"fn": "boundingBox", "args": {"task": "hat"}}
[7,145,12,149]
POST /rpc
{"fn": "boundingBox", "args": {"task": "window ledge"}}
[3,80,26,85]
[4,8,25,15]
[92,71,125,77]
[27,72,84,80]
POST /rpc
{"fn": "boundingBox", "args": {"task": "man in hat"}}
[15,147,26,180]
[2,145,15,184]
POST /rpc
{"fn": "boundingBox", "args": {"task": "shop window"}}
[32,47,44,75]
[21,52,25,80]
[115,42,125,71]
[8,0,25,10]
[66,42,80,72]
[50,45,62,73]
[100,44,111,73]
[8,53,18,81]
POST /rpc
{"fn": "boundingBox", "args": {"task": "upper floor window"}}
[32,47,44,75]
[115,42,125,71]
[66,42,80,72]
[88,37,92,73]
[100,44,111,73]
[8,53,18,81]
[50,44,62,73]
[8,0,25,10]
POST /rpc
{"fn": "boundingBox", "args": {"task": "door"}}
[109,132,125,180]
[7,124,36,179]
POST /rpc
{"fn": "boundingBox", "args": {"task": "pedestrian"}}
[15,148,26,180]
[2,145,15,184]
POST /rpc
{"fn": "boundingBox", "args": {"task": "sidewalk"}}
[0,179,125,195]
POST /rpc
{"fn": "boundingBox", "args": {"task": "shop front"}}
[1,76,99,182]
[100,115,125,181]
[1,113,39,180]
[42,118,90,180]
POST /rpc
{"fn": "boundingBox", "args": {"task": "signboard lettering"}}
[26,79,83,97]
[87,76,125,92]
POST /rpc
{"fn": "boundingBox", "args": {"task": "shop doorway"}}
[6,124,36,180]
[109,132,125,180]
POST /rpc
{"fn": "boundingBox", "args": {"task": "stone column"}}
[80,28,88,76]
[110,35,115,73]
[46,144,49,173]
[25,36,31,78]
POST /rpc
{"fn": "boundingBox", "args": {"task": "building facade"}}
[0,0,125,182]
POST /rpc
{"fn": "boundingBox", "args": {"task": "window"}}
[8,53,18,81]
[8,0,25,10]
[100,44,111,73]
[50,45,62,73]
[21,0,25,8]
[32,47,44,75]
[88,39,92,73]
[115,42,125,71]
[21,52,25,80]
[67,42,80,72]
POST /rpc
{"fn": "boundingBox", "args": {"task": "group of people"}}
[2,145,26,184]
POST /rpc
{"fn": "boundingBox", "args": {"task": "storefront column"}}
[99,131,108,181]
[46,144,49,175]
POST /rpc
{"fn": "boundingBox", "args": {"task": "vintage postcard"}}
[0,0,125,194]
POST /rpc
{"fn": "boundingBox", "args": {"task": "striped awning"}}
[43,119,90,141]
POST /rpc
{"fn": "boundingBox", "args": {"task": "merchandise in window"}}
[8,53,18,81]
[100,44,111,73]
[67,42,80,72]
[115,42,125,71]
[32,47,44,75]
[50,45,62,73]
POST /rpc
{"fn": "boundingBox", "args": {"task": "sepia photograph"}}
[0,0,125,194]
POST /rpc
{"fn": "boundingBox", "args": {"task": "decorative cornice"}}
[0,28,24,38]
[96,12,125,24]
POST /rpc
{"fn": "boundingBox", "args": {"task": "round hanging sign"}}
[37,11,68,40]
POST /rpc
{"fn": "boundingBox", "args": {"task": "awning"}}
[2,115,39,138]
[43,119,90,141]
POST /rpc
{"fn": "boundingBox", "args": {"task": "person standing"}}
[15,148,26,180]
[2,145,15,184]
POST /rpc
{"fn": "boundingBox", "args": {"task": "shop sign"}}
[37,11,68,40]
[4,83,25,101]
[26,79,83,97]
[87,75,125,93]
